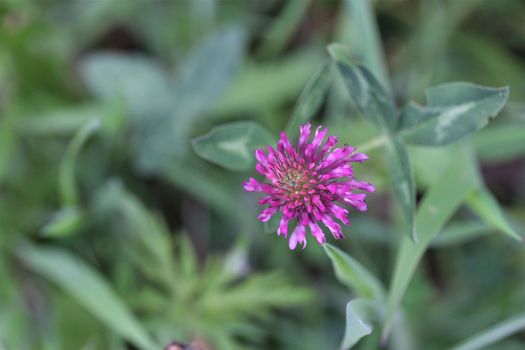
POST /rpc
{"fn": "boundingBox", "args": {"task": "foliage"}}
[1,0,525,349]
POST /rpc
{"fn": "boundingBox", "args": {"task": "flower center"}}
[280,168,313,196]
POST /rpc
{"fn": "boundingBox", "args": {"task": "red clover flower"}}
[243,123,375,250]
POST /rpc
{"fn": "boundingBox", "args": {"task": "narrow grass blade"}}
[285,60,332,140]
[59,118,100,207]
[17,244,158,350]
[448,312,525,350]
[258,0,312,57]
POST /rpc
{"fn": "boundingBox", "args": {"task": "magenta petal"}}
[289,224,307,250]
[298,123,311,149]
[255,148,268,165]
[258,207,278,222]
[243,122,373,249]
[309,222,326,244]
[278,216,289,237]
[243,178,262,192]
[322,216,343,239]
[312,126,328,149]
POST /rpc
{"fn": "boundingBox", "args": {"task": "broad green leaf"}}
[383,147,478,338]
[398,83,509,146]
[323,243,384,300]
[387,138,416,241]
[59,118,100,207]
[192,121,276,171]
[341,299,382,349]
[285,60,332,140]
[448,312,525,350]
[474,123,525,162]
[133,26,246,172]
[215,50,320,116]
[40,207,85,238]
[344,0,390,89]
[80,53,173,118]
[17,244,158,350]
[327,43,396,131]
[466,188,522,241]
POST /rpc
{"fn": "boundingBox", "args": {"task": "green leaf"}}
[133,26,246,172]
[448,312,525,350]
[17,244,158,350]
[40,207,85,238]
[80,53,172,118]
[383,147,478,339]
[344,0,390,89]
[285,60,332,140]
[192,121,276,171]
[341,299,382,350]
[387,138,416,241]
[328,43,415,240]
[466,188,522,241]
[59,118,100,207]
[215,50,320,116]
[323,243,384,300]
[398,83,509,146]
[327,43,396,131]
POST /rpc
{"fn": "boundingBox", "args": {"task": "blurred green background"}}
[0,0,524,349]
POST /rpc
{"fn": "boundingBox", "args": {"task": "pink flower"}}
[243,123,375,250]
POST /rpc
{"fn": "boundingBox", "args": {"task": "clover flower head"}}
[243,123,375,250]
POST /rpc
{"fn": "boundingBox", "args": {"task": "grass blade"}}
[285,60,332,140]
[17,244,158,350]
[58,118,100,207]
[448,312,525,350]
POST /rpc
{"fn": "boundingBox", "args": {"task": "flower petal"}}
[278,216,289,237]
[289,223,307,250]
[322,215,343,239]
[243,178,263,192]
[258,206,278,222]
[308,222,326,244]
